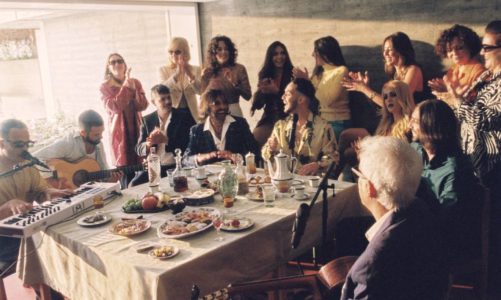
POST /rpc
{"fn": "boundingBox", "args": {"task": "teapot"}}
[266,150,297,181]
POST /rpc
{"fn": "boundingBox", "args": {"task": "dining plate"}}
[110,219,151,236]
[148,245,180,260]
[157,207,220,239]
[220,217,254,232]
[247,192,263,202]
[77,214,112,227]
[292,192,310,201]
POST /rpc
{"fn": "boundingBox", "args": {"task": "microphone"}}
[291,203,310,249]
[21,151,51,170]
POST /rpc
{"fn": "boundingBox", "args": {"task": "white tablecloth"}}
[17,168,364,299]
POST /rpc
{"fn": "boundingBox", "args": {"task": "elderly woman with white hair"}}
[340,136,449,300]
[159,37,202,126]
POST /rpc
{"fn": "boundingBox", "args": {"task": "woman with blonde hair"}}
[100,53,148,186]
[159,37,201,126]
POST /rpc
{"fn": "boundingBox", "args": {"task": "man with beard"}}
[34,109,121,186]
[262,78,338,175]
[182,88,260,167]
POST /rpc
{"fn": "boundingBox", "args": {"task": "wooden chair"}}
[192,256,357,300]
[449,186,490,300]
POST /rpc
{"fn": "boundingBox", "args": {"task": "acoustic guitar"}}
[192,256,357,300]
[46,158,144,189]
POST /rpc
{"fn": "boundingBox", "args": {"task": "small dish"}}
[148,245,180,260]
[220,217,254,232]
[110,219,151,236]
[77,214,112,227]
[247,192,263,202]
[292,192,310,201]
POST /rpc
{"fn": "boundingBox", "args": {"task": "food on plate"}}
[83,214,105,224]
[167,198,186,214]
[256,185,264,199]
[249,176,271,185]
[141,193,159,210]
[112,220,150,235]
[200,179,219,192]
[159,209,216,237]
[151,246,175,258]
[186,189,215,199]
[154,192,171,208]
[230,219,240,227]
[220,217,254,231]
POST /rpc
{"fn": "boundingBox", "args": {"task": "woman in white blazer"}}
[159,37,202,125]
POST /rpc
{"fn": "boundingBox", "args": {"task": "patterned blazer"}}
[182,116,260,167]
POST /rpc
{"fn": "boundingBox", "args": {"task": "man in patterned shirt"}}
[262,78,339,176]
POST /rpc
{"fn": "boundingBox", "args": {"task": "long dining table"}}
[16,166,364,300]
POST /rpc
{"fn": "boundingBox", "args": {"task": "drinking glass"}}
[262,185,276,207]
[212,214,224,241]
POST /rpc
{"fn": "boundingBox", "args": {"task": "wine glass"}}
[212,214,224,241]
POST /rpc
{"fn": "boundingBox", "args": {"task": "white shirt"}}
[157,114,175,165]
[203,115,236,151]
[365,209,393,242]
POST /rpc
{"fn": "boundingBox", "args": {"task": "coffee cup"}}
[293,185,306,200]
[308,177,320,188]
[273,178,291,193]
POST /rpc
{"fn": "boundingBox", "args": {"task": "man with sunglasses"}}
[0,119,72,282]
[34,110,121,186]
[341,136,448,300]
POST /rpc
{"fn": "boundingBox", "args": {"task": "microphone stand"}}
[0,161,38,178]
[292,161,336,263]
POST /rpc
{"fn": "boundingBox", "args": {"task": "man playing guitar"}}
[34,110,122,188]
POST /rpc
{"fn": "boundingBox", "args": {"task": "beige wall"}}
[199,0,499,128]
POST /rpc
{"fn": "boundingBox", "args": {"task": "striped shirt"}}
[457,70,501,178]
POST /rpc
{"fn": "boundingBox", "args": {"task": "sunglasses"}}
[482,44,501,52]
[382,91,397,100]
[6,140,35,148]
[168,49,182,55]
[109,59,124,65]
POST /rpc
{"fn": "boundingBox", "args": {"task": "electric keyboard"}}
[0,182,121,238]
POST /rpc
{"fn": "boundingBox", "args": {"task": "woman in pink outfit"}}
[100,53,148,172]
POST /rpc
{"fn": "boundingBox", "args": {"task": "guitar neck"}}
[87,164,144,181]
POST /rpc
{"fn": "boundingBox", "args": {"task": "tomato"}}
[141,195,158,210]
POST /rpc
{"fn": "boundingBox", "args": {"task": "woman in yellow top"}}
[428,24,485,104]
[293,36,350,141]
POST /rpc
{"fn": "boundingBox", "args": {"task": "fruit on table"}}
[141,194,159,210]
[123,199,142,212]
[155,192,171,208]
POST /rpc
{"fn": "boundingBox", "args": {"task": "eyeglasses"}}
[109,59,124,65]
[482,44,501,52]
[168,49,182,55]
[351,167,367,180]
[5,140,35,148]
[382,91,397,100]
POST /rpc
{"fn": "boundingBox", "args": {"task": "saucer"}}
[291,192,310,201]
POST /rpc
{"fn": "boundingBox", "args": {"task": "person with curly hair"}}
[251,41,294,146]
[201,35,251,117]
[429,24,485,102]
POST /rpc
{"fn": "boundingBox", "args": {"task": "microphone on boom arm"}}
[291,203,310,249]
[21,151,51,170]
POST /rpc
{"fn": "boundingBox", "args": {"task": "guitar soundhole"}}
[73,170,89,187]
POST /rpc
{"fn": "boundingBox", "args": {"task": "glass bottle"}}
[235,154,249,195]
[172,148,188,192]
[245,152,257,174]
[148,147,161,187]
[218,160,238,208]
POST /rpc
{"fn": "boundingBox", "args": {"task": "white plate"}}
[110,219,152,236]
[291,192,310,201]
[148,245,180,260]
[220,217,254,232]
[247,192,263,202]
[157,207,220,239]
[77,214,112,227]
